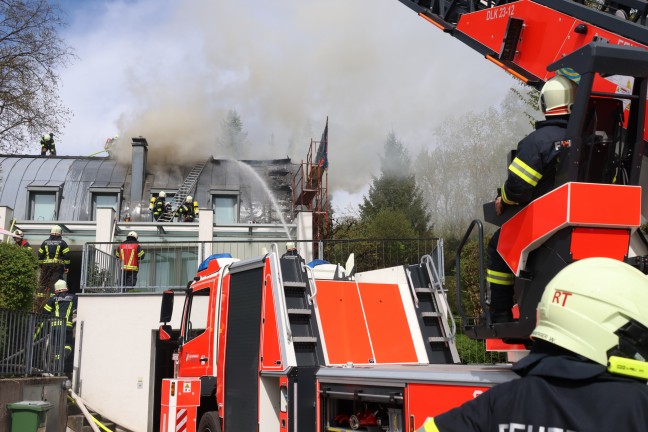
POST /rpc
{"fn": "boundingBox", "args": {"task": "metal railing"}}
[0,308,66,377]
[81,238,444,293]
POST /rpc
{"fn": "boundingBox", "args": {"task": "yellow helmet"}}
[54,279,68,292]
[540,75,578,116]
[532,258,648,368]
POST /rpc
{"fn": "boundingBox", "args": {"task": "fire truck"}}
[156,1,648,431]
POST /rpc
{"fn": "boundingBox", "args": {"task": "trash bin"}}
[6,401,52,432]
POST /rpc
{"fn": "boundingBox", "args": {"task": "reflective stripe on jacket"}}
[38,237,70,266]
[116,241,145,271]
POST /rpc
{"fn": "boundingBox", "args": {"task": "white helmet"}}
[532,257,648,369]
[14,229,23,239]
[54,279,68,292]
[50,225,62,235]
[186,195,193,203]
[128,231,138,240]
[158,191,166,198]
[286,242,296,250]
[43,133,51,141]
[540,75,578,116]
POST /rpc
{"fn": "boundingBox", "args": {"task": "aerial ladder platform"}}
[397,0,648,141]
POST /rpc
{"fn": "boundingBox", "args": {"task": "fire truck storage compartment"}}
[320,383,404,432]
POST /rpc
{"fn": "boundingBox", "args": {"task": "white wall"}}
[74,293,189,432]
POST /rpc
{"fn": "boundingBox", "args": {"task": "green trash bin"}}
[6,400,52,432]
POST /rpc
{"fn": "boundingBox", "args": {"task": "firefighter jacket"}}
[152,197,169,218]
[44,291,77,333]
[501,118,568,207]
[416,346,648,432]
[38,236,70,268]
[175,202,197,222]
[40,135,55,148]
[116,239,145,271]
[15,239,31,250]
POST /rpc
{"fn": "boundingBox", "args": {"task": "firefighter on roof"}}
[488,75,576,323]
[44,279,77,376]
[40,133,56,156]
[12,229,31,250]
[175,195,198,222]
[116,231,145,288]
[416,258,648,431]
[150,191,170,221]
[38,225,70,293]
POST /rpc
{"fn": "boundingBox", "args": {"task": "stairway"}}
[157,160,208,222]
[407,255,460,364]
[67,400,132,432]
[279,255,325,366]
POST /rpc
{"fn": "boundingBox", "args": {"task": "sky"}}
[52,0,515,215]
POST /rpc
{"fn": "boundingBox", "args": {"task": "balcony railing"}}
[81,238,444,293]
[0,309,66,377]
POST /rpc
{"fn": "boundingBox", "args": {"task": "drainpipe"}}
[130,137,148,206]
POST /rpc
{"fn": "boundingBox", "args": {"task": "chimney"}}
[131,137,148,204]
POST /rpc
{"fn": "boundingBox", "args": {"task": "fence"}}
[0,308,66,377]
[81,238,444,293]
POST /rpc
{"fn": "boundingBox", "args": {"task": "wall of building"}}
[74,293,196,432]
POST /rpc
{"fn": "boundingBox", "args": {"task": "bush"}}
[0,242,38,311]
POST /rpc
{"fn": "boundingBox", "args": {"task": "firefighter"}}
[487,75,577,323]
[40,133,56,156]
[150,191,170,221]
[115,231,145,288]
[44,279,77,376]
[416,257,648,432]
[12,229,31,250]
[282,241,299,258]
[175,195,198,222]
[38,225,71,291]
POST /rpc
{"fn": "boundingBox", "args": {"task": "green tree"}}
[0,243,38,311]
[0,0,74,153]
[220,109,248,157]
[360,132,430,234]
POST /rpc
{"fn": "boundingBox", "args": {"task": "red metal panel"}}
[571,227,630,261]
[260,259,282,370]
[568,183,641,226]
[407,382,491,431]
[357,282,418,363]
[498,183,570,274]
[315,280,374,364]
[160,378,200,432]
[498,183,640,274]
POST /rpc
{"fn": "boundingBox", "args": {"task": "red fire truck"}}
[156,1,648,430]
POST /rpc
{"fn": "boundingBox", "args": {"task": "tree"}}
[360,132,431,234]
[219,109,248,158]
[0,0,74,153]
[414,89,536,237]
[0,242,38,311]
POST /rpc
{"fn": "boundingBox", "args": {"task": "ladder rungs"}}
[428,336,449,343]
[284,281,307,288]
[415,287,432,293]
[288,308,311,316]
[421,312,441,318]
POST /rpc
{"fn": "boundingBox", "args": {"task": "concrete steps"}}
[67,402,132,432]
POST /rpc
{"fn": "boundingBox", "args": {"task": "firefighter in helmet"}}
[282,242,299,258]
[417,257,648,431]
[150,191,170,221]
[115,231,145,288]
[40,133,56,156]
[175,195,198,222]
[38,225,70,290]
[13,229,31,250]
[44,279,77,376]
[488,75,577,323]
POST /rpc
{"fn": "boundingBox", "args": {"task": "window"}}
[29,191,57,221]
[91,193,119,220]
[213,193,239,224]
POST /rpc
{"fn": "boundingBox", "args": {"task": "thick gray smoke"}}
[58,0,515,202]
